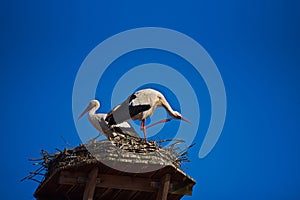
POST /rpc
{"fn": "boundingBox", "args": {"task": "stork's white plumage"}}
[105,88,191,139]
[78,100,140,139]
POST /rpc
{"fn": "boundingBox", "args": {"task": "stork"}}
[78,100,140,139]
[105,88,191,139]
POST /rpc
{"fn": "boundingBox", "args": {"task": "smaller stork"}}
[105,88,191,139]
[78,100,140,139]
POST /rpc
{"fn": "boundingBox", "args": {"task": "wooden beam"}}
[59,173,159,193]
[59,171,193,195]
[127,190,138,200]
[98,174,158,192]
[97,188,112,199]
[156,174,171,200]
[83,167,98,200]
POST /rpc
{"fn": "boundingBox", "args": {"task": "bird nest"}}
[21,132,193,184]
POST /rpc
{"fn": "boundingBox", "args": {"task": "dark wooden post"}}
[83,167,99,200]
[156,174,171,200]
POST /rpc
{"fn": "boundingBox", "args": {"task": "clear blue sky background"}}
[1,0,300,199]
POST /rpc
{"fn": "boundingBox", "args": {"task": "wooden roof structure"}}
[33,140,196,200]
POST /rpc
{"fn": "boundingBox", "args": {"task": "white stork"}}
[105,88,191,139]
[78,100,140,139]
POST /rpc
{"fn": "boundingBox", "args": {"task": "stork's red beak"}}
[181,116,192,124]
[78,104,93,119]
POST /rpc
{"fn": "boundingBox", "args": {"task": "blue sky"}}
[1,0,300,199]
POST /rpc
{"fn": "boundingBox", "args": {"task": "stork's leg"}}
[145,118,172,129]
[140,119,147,139]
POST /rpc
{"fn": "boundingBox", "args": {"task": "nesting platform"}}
[33,140,196,200]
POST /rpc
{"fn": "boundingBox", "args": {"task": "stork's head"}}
[78,100,100,119]
[89,100,100,107]
[173,111,192,124]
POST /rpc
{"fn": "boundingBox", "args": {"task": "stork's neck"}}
[89,105,99,116]
[160,96,177,118]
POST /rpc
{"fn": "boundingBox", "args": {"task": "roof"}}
[34,162,196,200]
[33,139,196,200]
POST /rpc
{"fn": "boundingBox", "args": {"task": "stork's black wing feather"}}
[129,104,151,118]
[105,104,150,125]
[105,113,116,125]
[105,94,136,125]
[105,91,152,125]
[128,93,137,102]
